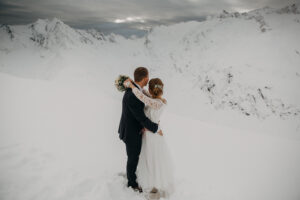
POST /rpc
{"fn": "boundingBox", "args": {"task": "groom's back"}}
[118,88,143,144]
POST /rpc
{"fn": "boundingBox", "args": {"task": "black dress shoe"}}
[131,186,143,193]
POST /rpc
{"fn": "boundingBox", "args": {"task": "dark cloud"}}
[0,0,298,37]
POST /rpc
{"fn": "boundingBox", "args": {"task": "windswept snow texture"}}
[1,3,300,200]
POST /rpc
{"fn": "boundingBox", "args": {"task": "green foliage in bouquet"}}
[115,75,129,92]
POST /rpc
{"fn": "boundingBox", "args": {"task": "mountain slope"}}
[0,4,299,129]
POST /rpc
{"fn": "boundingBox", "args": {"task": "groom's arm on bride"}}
[127,93,161,134]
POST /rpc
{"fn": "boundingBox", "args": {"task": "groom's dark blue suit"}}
[118,82,158,188]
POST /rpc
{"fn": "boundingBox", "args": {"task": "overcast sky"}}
[0,0,298,37]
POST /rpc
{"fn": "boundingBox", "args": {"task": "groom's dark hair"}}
[134,67,148,82]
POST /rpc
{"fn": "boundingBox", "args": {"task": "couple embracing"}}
[118,67,174,197]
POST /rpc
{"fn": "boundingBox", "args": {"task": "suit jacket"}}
[118,83,158,144]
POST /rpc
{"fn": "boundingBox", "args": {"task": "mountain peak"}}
[0,24,14,40]
[34,18,65,25]
[27,18,80,48]
[30,18,70,33]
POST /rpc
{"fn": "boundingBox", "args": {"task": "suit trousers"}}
[125,139,142,188]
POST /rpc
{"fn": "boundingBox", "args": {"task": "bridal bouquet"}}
[115,75,129,92]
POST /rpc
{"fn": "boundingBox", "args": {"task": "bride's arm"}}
[123,78,164,109]
[131,87,163,109]
[142,88,151,97]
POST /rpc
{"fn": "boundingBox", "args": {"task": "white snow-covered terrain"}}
[1,3,300,200]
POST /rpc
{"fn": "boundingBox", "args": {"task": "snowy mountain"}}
[2,4,299,122]
[1,4,300,200]
[0,18,117,50]
[143,3,300,121]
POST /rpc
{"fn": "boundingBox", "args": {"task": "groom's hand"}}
[158,129,163,136]
[141,128,146,135]
[144,128,163,136]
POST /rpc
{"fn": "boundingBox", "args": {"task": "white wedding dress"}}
[131,87,175,196]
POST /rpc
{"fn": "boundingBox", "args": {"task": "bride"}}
[124,78,175,197]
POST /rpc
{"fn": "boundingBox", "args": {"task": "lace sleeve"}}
[132,87,164,109]
[142,89,151,97]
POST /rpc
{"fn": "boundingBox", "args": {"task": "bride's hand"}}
[123,78,133,88]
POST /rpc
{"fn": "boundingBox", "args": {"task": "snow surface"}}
[1,3,300,200]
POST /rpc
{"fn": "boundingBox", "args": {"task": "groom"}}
[118,67,163,192]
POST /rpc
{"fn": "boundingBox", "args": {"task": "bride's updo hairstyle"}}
[149,78,164,98]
